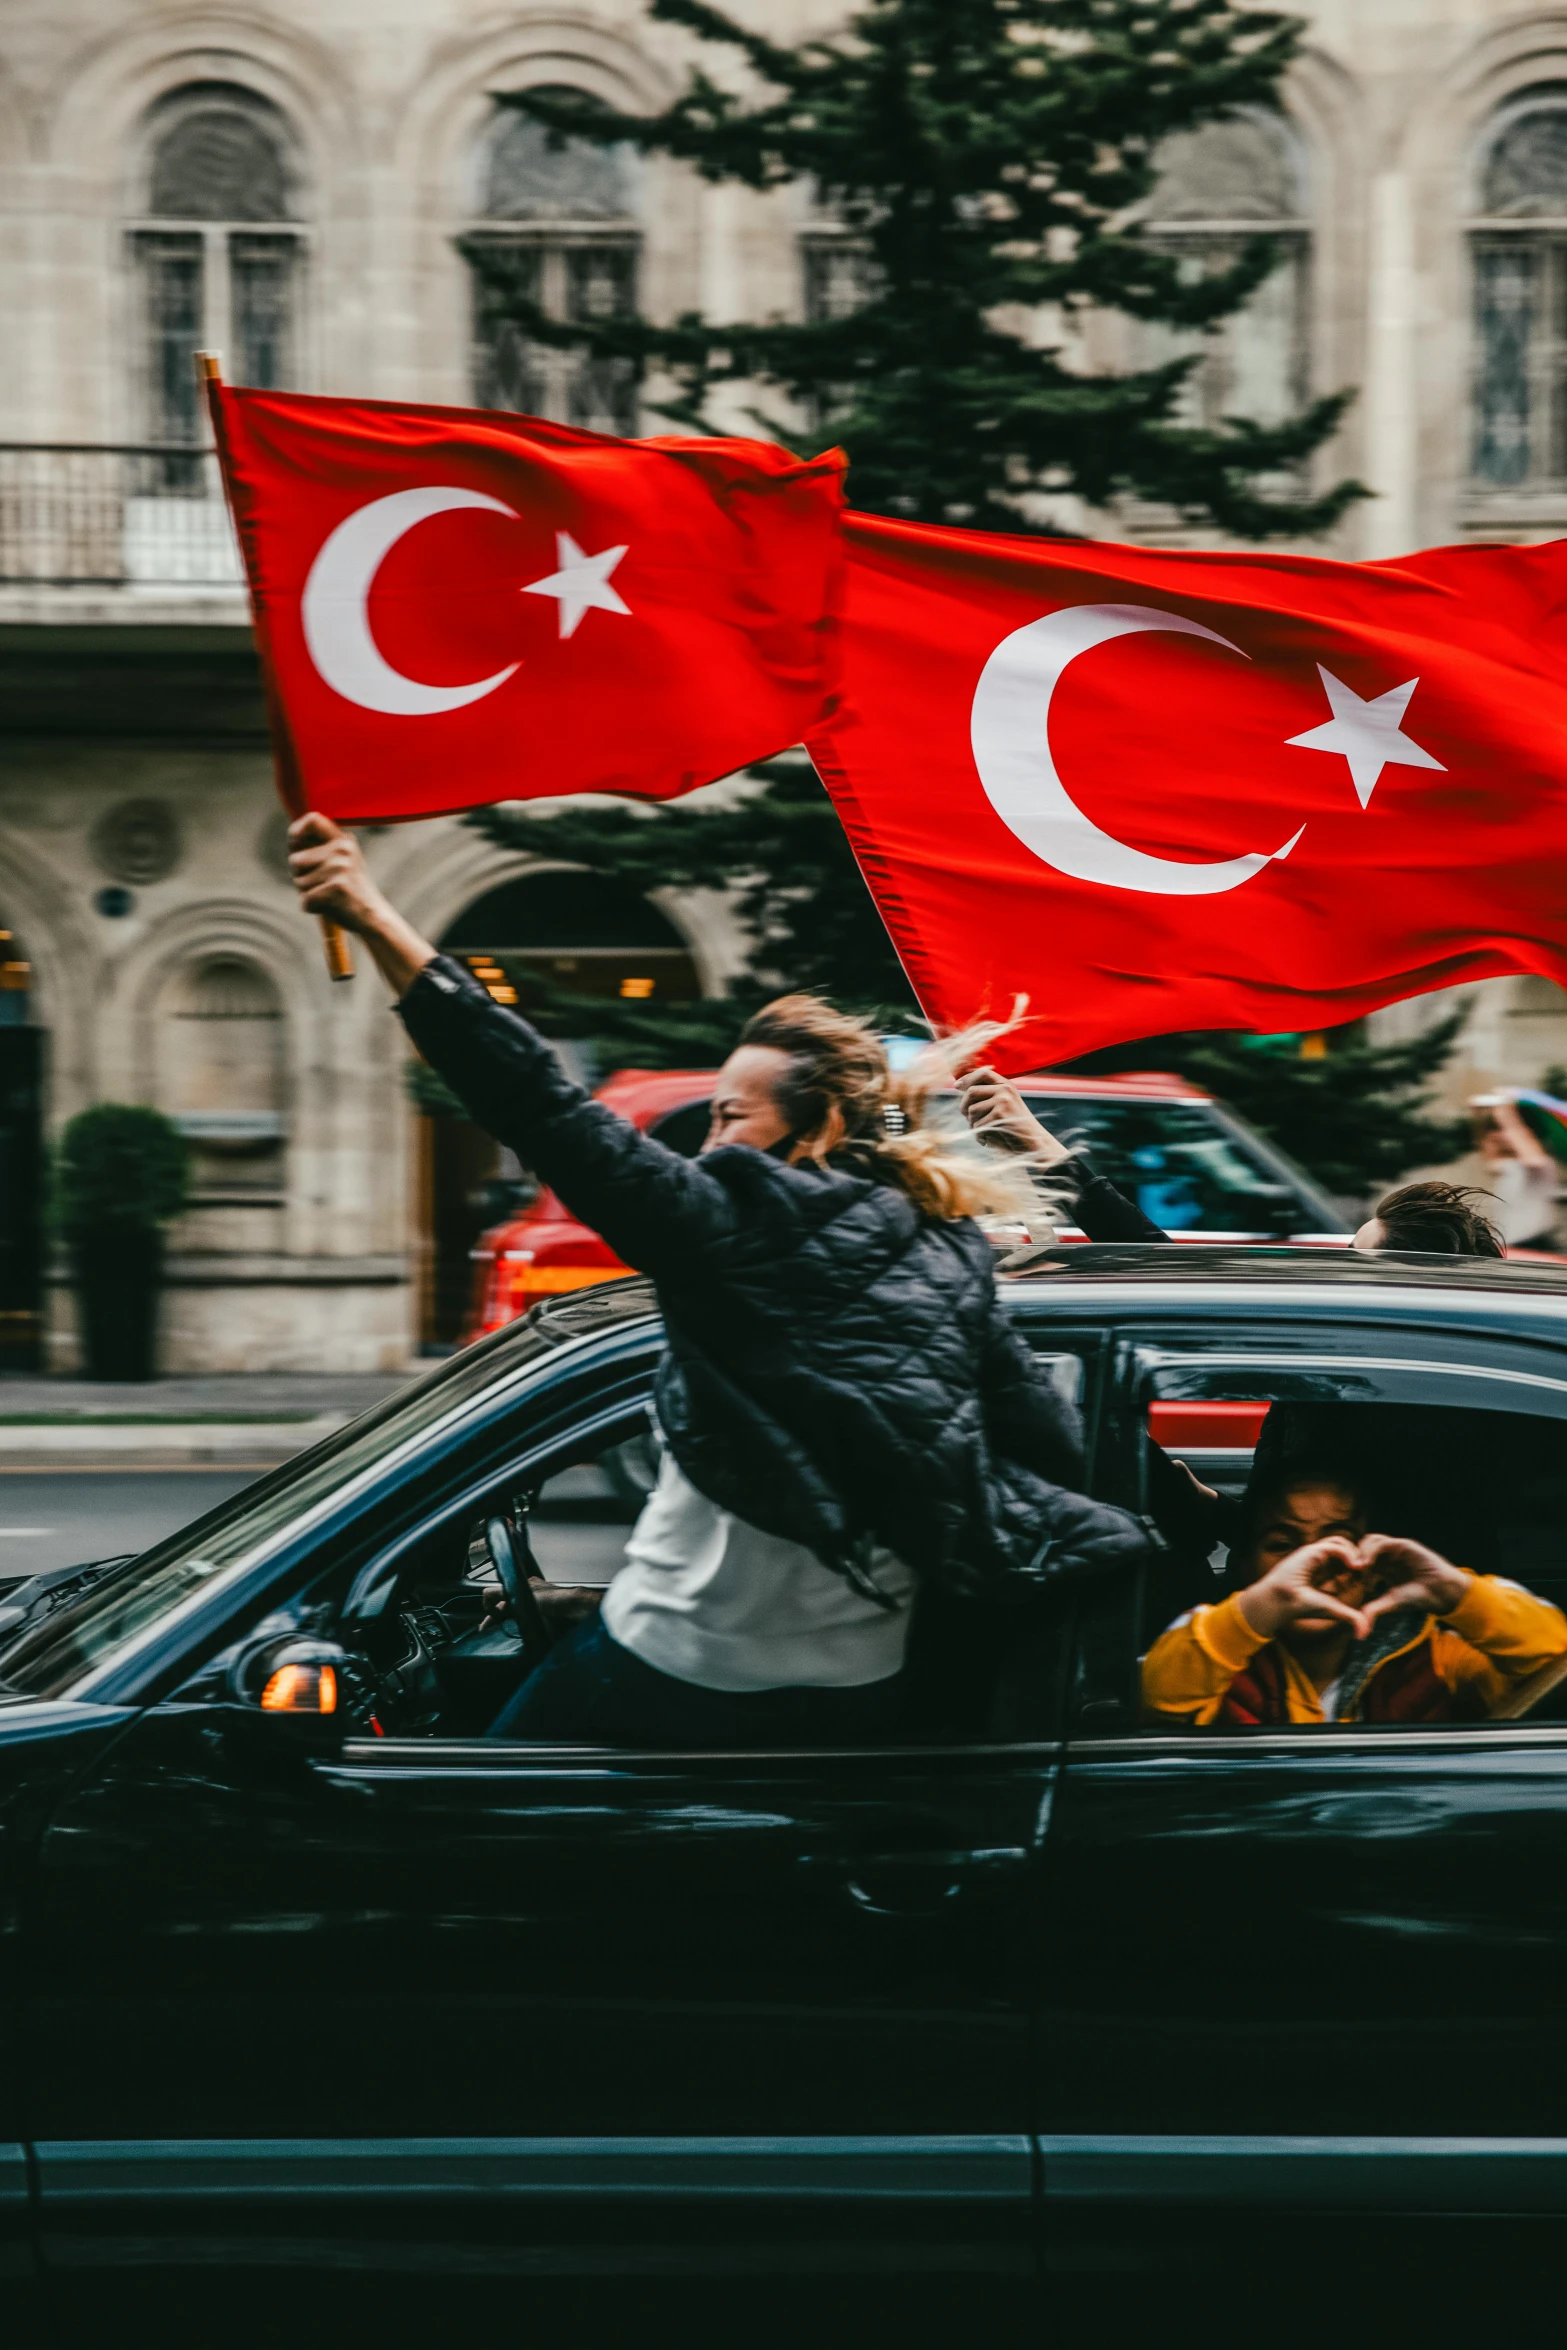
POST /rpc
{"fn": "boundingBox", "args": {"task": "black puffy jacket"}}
[400,959,1153,1599]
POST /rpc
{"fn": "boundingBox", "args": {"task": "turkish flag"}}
[809,512,1567,1070]
[208,385,845,821]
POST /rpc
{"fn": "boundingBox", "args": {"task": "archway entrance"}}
[441,868,701,1014]
[0,920,42,1370]
[415,868,701,1349]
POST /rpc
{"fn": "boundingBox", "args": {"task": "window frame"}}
[331,1330,1111,1764]
[1067,1324,1567,1740]
[1466,96,1567,506]
[800,225,877,324]
[463,222,642,433]
[127,217,309,438]
[1467,222,1567,497]
[1133,103,1314,467]
[1136,219,1313,439]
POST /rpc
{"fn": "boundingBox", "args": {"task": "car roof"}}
[1000,1239,1567,1299]
[504,1242,1567,1363]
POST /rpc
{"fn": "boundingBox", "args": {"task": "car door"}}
[17,1334,1094,2274]
[0,1700,142,2283]
[1038,1308,1567,2256]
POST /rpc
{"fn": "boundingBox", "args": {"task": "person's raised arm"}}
[1358,1534,1567,1710]
[957,1065,1170,1243]
[956,1066,1072,1163]
[286,813,738,1276]
[287,813,440,998]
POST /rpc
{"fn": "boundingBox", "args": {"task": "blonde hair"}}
[737,995,1049,1228]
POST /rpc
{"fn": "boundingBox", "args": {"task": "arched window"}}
[1471,94,1567,490]
[133,85,304,444]
[462,96,640,437]
[156,954,286,1196]
[1141,111,1311,433]
[417,868,696,1343]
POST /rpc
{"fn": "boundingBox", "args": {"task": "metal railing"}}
[0,444,243,586]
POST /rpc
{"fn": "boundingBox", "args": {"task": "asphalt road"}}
[0,1467,262,1580]
[0,1459,642,1592]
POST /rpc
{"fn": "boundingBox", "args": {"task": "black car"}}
[4,1245,1567,2290]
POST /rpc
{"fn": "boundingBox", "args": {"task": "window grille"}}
[131,87,304,447]
[466,99,640,436]
[802,234,877,325]
[1139,113,1311,441]
[1470,97,1567,490]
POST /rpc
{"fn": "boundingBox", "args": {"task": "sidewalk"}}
[0,1369,421,1467]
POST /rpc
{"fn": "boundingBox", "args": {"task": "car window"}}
[339,1395,1076,1751]
[1021,1095,1338,1236]
[1070,1345,1567,1738]
[0,1313,597,1703]
[527,1424,658,1587]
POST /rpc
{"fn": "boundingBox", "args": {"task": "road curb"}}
[0,1417,345,1470]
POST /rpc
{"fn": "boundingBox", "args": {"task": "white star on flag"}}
[522,531,631,639]
[1285,663,1446,808]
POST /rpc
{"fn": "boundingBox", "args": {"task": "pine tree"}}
[472,0,1364,536]
[465,0,1462,1203]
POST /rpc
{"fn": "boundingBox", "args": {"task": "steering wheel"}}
[485,1511,556,1671]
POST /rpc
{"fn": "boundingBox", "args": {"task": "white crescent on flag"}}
[969,601,1305,896]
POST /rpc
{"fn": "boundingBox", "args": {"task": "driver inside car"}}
[1140,1464,1567,1728]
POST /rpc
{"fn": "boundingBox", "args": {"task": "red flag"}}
[209,386,845,822]
[809,512,1567,1072]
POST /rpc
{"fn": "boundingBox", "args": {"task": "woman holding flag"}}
[287,814,1153,1748]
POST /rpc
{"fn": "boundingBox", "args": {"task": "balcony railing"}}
[0,445,243,587]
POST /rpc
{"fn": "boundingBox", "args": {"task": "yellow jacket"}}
[1142,1573,1567,1729]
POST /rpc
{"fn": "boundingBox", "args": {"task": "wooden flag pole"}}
[195,351,354,982]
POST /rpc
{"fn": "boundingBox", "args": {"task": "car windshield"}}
[0,1313,581,1703]
[920,1093,1336,1235]
[1020,1095,1339,1235]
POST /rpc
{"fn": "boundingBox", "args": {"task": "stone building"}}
[1,0,1565,1371]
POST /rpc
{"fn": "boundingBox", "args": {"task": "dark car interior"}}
[1070,1376,1567,1735]
[343,1418,654,1738]
[332,1390,1074,1748]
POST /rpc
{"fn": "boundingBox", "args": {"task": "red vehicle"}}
[464,1063,1353,1340]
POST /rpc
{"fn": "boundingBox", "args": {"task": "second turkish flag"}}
[210,386,845,822]
[810,512,1567,1070]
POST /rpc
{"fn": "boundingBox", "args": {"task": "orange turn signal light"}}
[260,1660,338,1715]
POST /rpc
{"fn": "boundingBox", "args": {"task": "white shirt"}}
[600,1448,916,1694]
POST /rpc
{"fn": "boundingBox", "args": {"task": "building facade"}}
[1,0,1565,1370]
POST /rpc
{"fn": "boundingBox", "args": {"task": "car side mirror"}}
[227,1633,350,1753]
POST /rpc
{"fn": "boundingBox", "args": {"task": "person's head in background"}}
[1474,1101,1524,1164]
[1353,1180,1504,1258]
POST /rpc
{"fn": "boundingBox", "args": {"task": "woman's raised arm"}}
[286,813,740,1276]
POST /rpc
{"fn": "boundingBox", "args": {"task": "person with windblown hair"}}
[287,812,1154,1747]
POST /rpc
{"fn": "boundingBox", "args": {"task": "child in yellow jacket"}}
[1142,1467,1567,1728]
